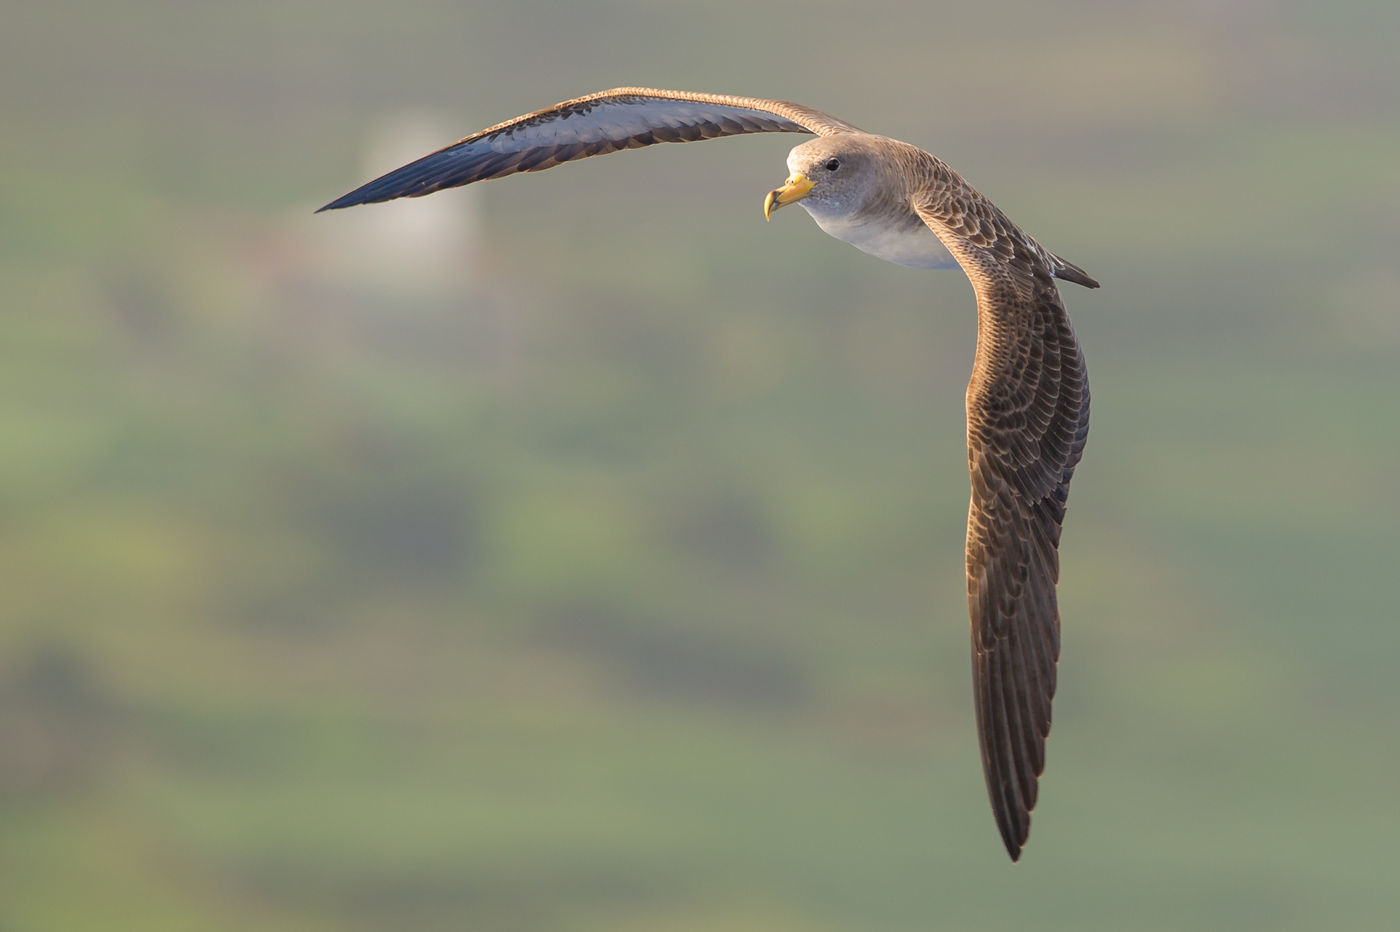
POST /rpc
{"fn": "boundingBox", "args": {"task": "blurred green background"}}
[3,1,1397,929]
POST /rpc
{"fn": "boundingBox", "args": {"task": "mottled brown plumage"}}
[320,88,1097,861]
[914,177,1092,860]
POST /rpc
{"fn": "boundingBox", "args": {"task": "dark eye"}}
[824,157,841,171]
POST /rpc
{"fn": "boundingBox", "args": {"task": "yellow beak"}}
[763,171,815,221]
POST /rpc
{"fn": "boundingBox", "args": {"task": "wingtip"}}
[997,820,1027,862]
[315,192,363,214]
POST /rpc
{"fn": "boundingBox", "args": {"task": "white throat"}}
[802,204,957,270]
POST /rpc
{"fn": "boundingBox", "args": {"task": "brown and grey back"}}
[320,87,1098,862]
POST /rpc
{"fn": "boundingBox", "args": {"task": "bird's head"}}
[763,136,884,222]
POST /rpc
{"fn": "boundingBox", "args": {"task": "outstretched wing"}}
[963,292,1088,863]
[319,87,860,211]
[915,176,1093,862]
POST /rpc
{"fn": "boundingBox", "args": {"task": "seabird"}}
[320,87,1097,861]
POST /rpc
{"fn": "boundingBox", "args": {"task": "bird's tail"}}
[1051,253,1099,289]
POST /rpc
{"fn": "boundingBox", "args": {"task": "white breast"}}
[803,206,958,270]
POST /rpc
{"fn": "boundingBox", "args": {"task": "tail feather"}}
[1052,254,1099,289]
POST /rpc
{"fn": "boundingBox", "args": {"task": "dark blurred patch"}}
[533,598,808,709]
[294,422,486,579]
[237,856,677,932]
[205,417,493,629]
[318,482,476,577]
[651,481,778,576]
[102,269,186,352]
[0,643,116,797]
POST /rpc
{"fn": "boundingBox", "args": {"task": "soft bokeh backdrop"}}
[3,1,1397,929]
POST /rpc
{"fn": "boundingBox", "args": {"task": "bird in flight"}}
[320,87,1096,861]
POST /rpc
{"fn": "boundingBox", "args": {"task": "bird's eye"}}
[824,157,841,171]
